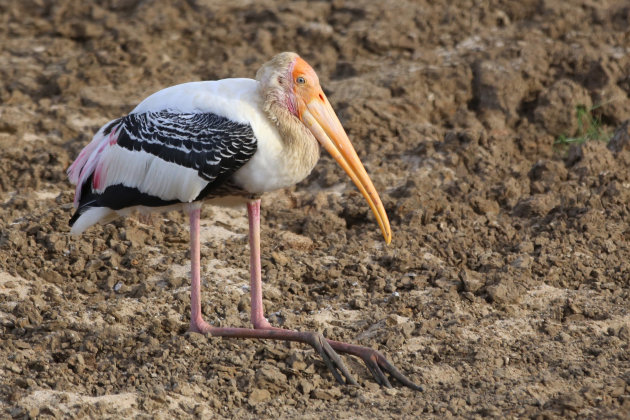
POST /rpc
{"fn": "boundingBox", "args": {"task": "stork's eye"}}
[296,76,306,84]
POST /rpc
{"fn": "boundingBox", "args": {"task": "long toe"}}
[306,332,358,386]
[327,340,423,391]
[369,350,422,391]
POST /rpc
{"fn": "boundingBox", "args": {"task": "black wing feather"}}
[116,111,257,183]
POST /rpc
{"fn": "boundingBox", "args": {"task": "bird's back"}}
[131,79,262,120]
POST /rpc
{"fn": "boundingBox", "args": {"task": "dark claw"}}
[306,332,358,386]
[369,349,423,391]
[327,340,423,391]
[365,360,392,388]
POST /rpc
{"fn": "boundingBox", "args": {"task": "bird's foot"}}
[249,317,421,391]
[189,317,358,386]
[327,339,423,391]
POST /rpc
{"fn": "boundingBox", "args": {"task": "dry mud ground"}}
[1,0,630,418]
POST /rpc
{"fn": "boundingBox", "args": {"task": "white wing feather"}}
[95,146,208,203]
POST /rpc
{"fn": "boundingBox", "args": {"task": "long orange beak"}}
[300,93,392,244]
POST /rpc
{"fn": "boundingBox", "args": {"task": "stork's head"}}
[257,52,392,244]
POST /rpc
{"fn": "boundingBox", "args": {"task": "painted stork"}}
[67,52,421,390]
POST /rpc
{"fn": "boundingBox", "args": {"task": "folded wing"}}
[68,111,257,232]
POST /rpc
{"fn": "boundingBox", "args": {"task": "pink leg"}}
[186,205,357,386]
[247,200,273,329]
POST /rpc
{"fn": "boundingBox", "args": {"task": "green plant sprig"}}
[554,103,612,147]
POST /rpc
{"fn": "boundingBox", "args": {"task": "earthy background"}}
[1,0,630,418]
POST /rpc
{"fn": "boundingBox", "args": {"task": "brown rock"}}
[470,196,499,217]
[512,194,558,218]
[248,388,271,404]
[534,79,592,137]
[471,59,527,128]
[459,269,484,293]
[41,269,63,284]
[310,388,342,400]
[607,120,630,154]
[279,231,314,251]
